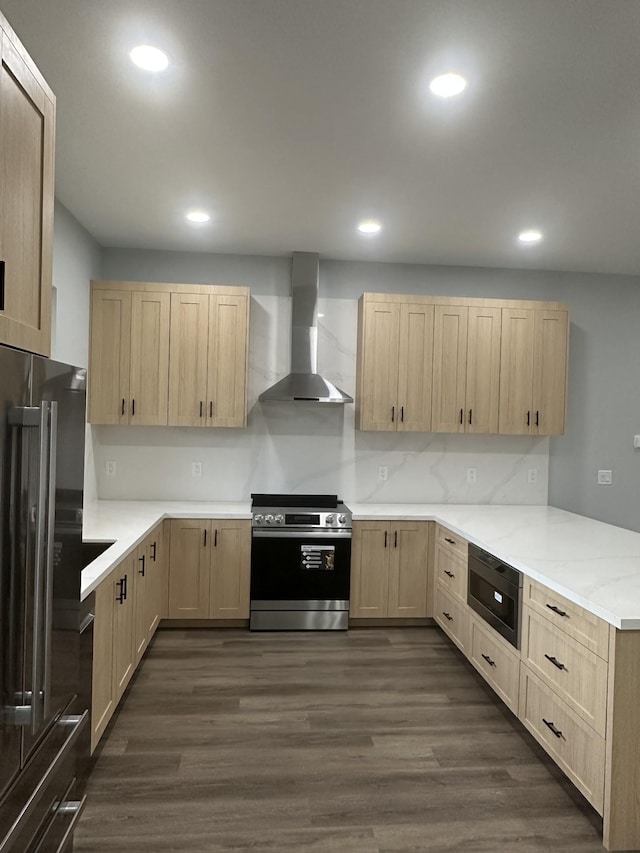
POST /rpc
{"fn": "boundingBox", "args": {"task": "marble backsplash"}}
[91,295,550,504]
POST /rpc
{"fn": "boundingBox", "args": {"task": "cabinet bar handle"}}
[151,541,157,561]
[123,574,128,601]
[459,408,463,424]
[391,406,395,423]
[526,410,531,426]
[200,401,204,417]
[444,537,455,545]
[443,569,455,578]
[116,577,125,604]
[481,653,496,667]
[138,554,145,577]
[401,406,404,422]
[536,410,540,426]
[469,408,472,425]
[121,399,125,416]
[214,529,218,547]
[442,611,453,622]
[209,401,213,418]
[544,654,566,671]
[394,530,397,548]
[203,528,207,547]
[0,260,5,310]
[545,603,568,618]
[131,399,135,416]
[384,531,387,548]
[542,718,563,739]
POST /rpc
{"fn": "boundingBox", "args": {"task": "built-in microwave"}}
[467,544,523,648]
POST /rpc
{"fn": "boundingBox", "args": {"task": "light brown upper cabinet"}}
[0,14,55,356]
[89,286,170,425]
[88,281,249,428]
[356,296,434,431]
[168,291,249,428]
[499,308,569,435]
[357,294,568,436]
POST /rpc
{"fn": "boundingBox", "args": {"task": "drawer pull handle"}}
[545,603,568,618]
[444,537,455,545]
[544,653,566,671]
[443,569,455,578]
[442,611,453,622]
[481,653,496,667]
[542,718,564,739]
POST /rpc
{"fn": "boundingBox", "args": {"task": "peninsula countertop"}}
[82,500,640,629]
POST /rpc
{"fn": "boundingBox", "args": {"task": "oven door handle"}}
[252,529,352,539]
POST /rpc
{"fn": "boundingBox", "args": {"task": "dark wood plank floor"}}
[76,627,606,852]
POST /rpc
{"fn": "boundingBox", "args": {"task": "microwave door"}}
[0,347,32,798]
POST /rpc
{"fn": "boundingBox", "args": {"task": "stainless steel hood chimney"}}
[258,252,353,403]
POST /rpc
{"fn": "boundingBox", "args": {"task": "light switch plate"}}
[597,469,613,485]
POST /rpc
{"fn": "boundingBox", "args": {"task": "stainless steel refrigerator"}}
[0,345,88,851]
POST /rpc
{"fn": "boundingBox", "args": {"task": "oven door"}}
[467,556,521,648]
[250,529,351,629]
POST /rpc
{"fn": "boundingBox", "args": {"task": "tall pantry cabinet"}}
[0,11,55,356]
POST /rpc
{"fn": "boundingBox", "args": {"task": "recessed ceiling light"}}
[518,229,543,244]
[358,220,382,234]
[186,211,211,224]
[130,45,169,73]
[429,72,467,98]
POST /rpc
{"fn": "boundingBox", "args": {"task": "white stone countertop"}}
[349,503,640,630]
[81,501,251,600]
[82,500,640,630]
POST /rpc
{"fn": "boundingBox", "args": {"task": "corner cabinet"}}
[88,281,249,428]
[356,293,569,436]
[0,12,55,356]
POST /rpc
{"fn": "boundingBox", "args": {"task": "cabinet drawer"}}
[519,664,605,814]
[435,525,468,561]
[434,545,467,601]
[434,582,468,653]
[521,606,608,736]
[469,614,520,715]
[524,577,609,660]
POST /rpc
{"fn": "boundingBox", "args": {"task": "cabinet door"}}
[498,307,536,435]
[91,576,115,753]
[397,303,434,432]
[209,521,251,618]
[206,295,249,428]
[129,291,170,426]
[146,524,166,638]
[112,557,136,702]
[133,541,150,665]
[465,306,501,434]
[168,519,211,618]
[88,290,131,424]
[359,302,400,431]
[431,305,468,433]
[532,310,568,435]
[387,522,429,617]
[350,521,390,618]
[168,293,210,427]
[0,31,54,356]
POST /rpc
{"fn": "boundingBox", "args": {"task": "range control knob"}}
[275,514,284,524]
[265,514,274,524]
[326,514,335,524]
[254,514,264,525]
[338,514,347,524]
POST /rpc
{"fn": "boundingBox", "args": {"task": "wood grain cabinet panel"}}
[434,546,467,601]
[91,576,116,752]
[431,305,468,433]
[350,520,429,618]
[465,306,502,434]
[168,519,211,618]
[129,291,170,425]
[0,19,55,356]
[111,553,136,703]
[167,293,210,427]
[397,303,434,432]
[434,582,468,653]
[209,520,251,618]
[469,614,520,715]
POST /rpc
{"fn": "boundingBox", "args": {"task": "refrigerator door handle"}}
[42,401,58,726]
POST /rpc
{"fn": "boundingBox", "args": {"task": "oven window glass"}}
[251,536,350,600]
[468,569,517,632]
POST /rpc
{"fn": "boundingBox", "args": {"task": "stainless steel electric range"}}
[249,494,352,630]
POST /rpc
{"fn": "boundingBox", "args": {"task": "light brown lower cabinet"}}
[167,518,250,619]
[350,520,430,619]
[468,614,520,715]
[433,582,468,653]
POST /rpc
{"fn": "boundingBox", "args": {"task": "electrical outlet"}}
[105,460,116,477]
[466,467,477,483]
[378,465,388,481]
[634,435,640,449]
[597,469,612,485]
[191,461,203,478]
[527,468,538,484]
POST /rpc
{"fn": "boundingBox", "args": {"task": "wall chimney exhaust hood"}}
[258,252,353,404]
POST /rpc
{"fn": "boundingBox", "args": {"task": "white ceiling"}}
[3,0,640,274]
